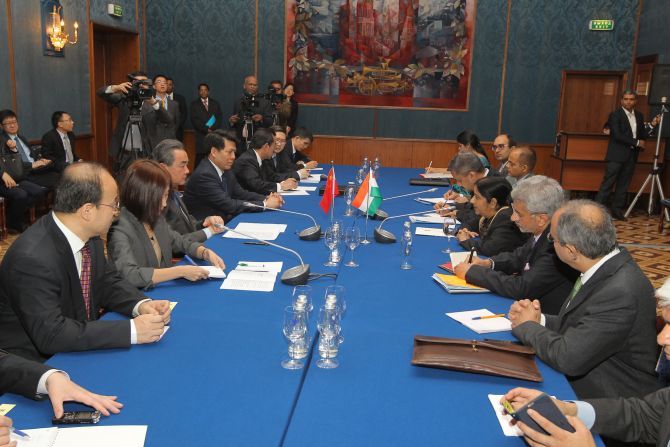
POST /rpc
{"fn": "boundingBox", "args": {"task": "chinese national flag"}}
[319,167,339,214]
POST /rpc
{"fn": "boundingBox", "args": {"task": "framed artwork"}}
[285,0,477,110]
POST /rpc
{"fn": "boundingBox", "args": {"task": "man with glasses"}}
[491,133,516,177]
[0,162,171,362]
[41,111,82,173]
[454,176,578,314]
[506,199,658,404]
[263,125,310,181]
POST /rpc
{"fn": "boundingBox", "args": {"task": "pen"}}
[183,255,197,265]
[467,247,475,263]
[472,314,506,320]
[243,241,269,246]
[426,161,433,172]
[10,427,31,440]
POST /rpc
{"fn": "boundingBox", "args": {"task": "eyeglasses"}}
[491,144,508,150]
[275,139,287,144]
[99,201,120,212]
[1,120,18,126]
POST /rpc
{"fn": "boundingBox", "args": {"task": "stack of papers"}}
[409,213,458,224]
[201,266,226,278]
[301,174,322,184]
[14,426,147,447]
[450,251,476,265]
[445,309,512,334]
[415,197,454,205]
[220,261,283,292]
[282,186,318,196]
[432,273,489,294]
[420,172,453,179]
[222,222,286,241]
[415,227,447,237]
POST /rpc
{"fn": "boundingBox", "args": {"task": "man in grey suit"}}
[508,199,658,401]
[502,289,670,446]
[506,146,535,187]
[141,74,179,151]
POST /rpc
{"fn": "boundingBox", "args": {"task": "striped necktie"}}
[80,242,92,320]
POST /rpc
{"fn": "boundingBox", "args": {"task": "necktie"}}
[221,173,229,194]
[173,194,191,226]
[564,277,582,310]
[203,99,208,111]
[273,155,277,168]
[14,137,33,163]
[62,134,74,164]
[80,242,92,320]
[162,98,167,110]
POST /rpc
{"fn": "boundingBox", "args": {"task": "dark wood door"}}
[631,55,658,121]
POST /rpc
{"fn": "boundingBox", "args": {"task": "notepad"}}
[13,425,147,447]
[223,223,284,241]
[220,269,278,292]
[0,403,15,416]
[415,227,447,237]
[446,309,512,334]
[488,395,524,436]
[201,266,226,279]
[235,222,287,233]
[280,189,310,196]
[432,273,489,294]
[301,174,322,183]
[450,251,476,266]
[236,261,283,273]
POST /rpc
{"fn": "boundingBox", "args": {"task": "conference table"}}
[3,166,603,446]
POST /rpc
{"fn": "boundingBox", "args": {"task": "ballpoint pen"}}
[467,247,475,263]
[10,427,31,440]
[183,255,197,265]
[472,314,506,320]
[426,160,433,172]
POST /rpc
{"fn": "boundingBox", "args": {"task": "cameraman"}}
[229,75,272,155]
[140,74,179,151]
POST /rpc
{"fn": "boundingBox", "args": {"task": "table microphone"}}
[243,202,321,240]
[217,224,310,285]
[374,209,441,243]
[371,188,438,220]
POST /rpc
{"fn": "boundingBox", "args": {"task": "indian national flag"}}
[352,170,382,216]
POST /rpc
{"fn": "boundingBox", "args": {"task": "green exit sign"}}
[589,19,614,31]
[107,3,123,18]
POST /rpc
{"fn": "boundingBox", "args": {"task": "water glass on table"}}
[344,226,360,267]
[282,306,308,370]
[317,305,341,369]
[442,219,458,254]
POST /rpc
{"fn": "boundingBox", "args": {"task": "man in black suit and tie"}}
[508,199,658,401]
[281,127,318,170]
[166,77,187,142]
[0,162,170,362]
[595,90,660,220]
[229,76,273,155]
[454,175,578,315]
[190,83,223,167]
[264,126,310,182]
[183,130,283,222]
[152,139,224,238]
[140,74,180,151]
[234,128,298,195]
[41,111,81,173]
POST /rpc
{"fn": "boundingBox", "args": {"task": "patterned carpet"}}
[2,211,669,287]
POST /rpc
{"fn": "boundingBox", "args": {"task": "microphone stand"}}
[361,168,373,245]
[383,187,438,201]
[374,209,442,243]
[242,202,321,240]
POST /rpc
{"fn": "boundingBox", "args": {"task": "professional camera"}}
[126,74,155,110]
[264,87,285,108]
[240,92,259,119]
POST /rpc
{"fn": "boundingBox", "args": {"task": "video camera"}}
[263,87,285,108]
[126,74,156,111]
[240,92,259,119]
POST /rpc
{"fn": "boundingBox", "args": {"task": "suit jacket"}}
[107,208,203,289]
[233,149,279,195]
[605,108,649,163]
[0,214,145,362]
[190,97,223,154]
[1,132,43,175]
[280,139,312,170]
[40,128,78,172]
[170,92,188,141]
[183,158,265,222]
[141,97,180,151]
[96,86,134,156]
[165,190,208,240]
[465,227,578,314]
[513,249,659,400]
[263,155,299,182]
[458,207,529,257]
[589,387,670,446]
[0,349,50,398]
[231,95,273,152]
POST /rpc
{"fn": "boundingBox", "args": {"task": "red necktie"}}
[80,242,92,320]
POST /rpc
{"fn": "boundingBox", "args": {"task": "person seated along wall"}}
[183,130,283,222]
[152,139,224,240]
[508,200,658,401]
[233,128,298,195]
[41,111,81,173]
[107,159,225,289]
[454,176,578,315]
[263,125,310,181]
[190,83,223,168]
[491,133,516,177]
[426,130,492,174]
[0,109,60,189]
[281,127,318,170]
[506,146,536,187]
[434,153,498,232]
[457,176,528,257]
[0,162,170,362]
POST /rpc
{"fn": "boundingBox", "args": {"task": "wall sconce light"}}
[47,5,78,51]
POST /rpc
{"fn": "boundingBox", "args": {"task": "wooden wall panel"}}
[183,130,196,170]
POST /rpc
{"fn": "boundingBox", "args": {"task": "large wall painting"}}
[286,0,476,110]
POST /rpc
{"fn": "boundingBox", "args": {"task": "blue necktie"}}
[14,137,33,163]
[220,173,228,195]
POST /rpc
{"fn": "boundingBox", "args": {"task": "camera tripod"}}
[625,99,669,220]
[114,111,150,176]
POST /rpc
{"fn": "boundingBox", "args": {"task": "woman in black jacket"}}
[457,176,527,256]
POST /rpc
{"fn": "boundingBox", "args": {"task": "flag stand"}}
[329,160,335,223]
[360,168,372,245]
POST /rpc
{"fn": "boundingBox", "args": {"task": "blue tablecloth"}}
[2,166,602,446]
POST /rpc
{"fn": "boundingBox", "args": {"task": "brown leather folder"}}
[411,335,543,382]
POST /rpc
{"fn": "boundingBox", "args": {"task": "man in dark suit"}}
[508,200,658,401]
[41,111,81,173]
[263,126,310,182]
[595,90,660,220]
[281,127,318,170]
[505,146,535,187]
[0,109,59,189]
[454,175,578,315]
[0,349,123,419]
[152,139,224,238]
[491,133,516,177]
[229,75,273,155]
[190,83,223,167]
[0,162,170,362]
[233,128,298,195]
[166,77,187,141]
[140,74,179,151]
[183,130,283,222]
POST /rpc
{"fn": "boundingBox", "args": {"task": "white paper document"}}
[409,213,458,224]
[280,189,310,196]
[15,425,148,447]
[220,269,278,292]
[202,266,226,279]
[306,167,323,171]
[415,197,452,205]
[450,251,477,266]
[415,227,447,237]
[446,309,512,334]
[422,172,453,179]
[236,261,283,273]
[223,222,284,240]
[488,395,523,436]
[297,186,317,191]
[301,174,322,183]
[234,222,287,233]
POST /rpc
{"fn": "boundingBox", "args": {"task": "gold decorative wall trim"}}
[497,0,513,135]
[5,0,17,112]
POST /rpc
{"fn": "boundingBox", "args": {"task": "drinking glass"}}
[442,219,458,254]
[344,226,360,267]
[317,306,341,369]
[292,285,313,313]
[344,185,356,216]
[282,306,307,370]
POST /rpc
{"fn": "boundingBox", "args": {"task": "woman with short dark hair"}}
[108,159,225,289]
[456,176,527,256]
